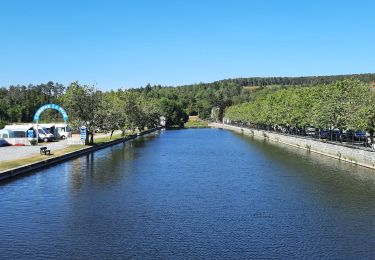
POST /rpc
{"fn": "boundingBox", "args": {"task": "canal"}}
[1,128,375,259]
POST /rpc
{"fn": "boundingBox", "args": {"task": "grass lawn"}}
[184,117,209,128]
[93,134,124,144]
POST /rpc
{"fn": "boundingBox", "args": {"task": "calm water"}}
[1,128,375,259]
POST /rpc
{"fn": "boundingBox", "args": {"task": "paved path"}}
[0,131,124,162]
[0,140,68,162]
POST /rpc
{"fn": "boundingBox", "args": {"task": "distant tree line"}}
[215,73,375,87]
[129,73,375,120]
[0,81,65,127]
[225,79,375,143]
[1,73,374,133]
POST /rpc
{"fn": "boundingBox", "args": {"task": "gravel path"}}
[0,140,68,162]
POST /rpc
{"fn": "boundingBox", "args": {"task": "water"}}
[1,128,375,259]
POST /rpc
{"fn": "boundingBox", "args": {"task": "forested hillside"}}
[0,73,374,129]
[131,73,375,118]
[0,82,65,125]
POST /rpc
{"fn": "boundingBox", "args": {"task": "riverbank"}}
[210,122,375,170]
[184,116,209,128]
[0,127,163,181]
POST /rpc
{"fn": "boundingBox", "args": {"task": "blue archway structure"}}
[33,104,68,124]
[33,104,68,142]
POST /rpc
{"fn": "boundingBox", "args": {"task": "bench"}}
[40,147,51,155]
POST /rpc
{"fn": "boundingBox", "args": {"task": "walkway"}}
[0,140,68,162]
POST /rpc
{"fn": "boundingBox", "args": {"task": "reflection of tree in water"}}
[70,155,90,192]
[235,132,375,205]
[70,134,159,190]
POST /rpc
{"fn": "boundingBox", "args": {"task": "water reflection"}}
[69,134,159,192]
[234,131,375,214]
[1,129,375,259]
[236,131,375,185]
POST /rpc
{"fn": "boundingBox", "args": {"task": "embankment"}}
[210,123,375,170]
[0,127,163,181]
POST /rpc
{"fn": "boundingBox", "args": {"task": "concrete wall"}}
[210,123,375,170]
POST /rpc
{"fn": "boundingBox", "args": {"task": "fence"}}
[226,121,375,150]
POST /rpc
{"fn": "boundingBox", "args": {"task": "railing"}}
[225,121,375,150]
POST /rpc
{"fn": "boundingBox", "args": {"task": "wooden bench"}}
[40,147,51,155]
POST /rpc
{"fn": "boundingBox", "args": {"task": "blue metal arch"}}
[33,104,68,123]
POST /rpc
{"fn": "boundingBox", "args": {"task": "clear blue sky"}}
[0,0,374,89]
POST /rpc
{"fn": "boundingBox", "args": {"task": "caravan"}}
[0,124,36,145]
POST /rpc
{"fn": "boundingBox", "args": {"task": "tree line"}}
[1,73,374,135]
[127,73,375,120]
[0,82,190,142]
[225,79,375,143]
[0,81,65,126]
[215,73,375,87]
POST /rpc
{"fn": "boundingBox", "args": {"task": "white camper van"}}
[37,127,55,142]
[40,123,71,140]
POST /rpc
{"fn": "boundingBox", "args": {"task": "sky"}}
[0,0,374,89]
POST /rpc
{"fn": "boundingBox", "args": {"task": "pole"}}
[35,122,39,144]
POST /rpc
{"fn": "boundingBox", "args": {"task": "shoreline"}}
[209,123,375,170]
[0,127,163,182]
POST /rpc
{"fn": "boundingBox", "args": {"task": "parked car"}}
[319,129,330,139]
[343,130,366,141]
[319,129,341,140]
[306,127,317,137]
[355,130,367,140]
[331,129,341,140]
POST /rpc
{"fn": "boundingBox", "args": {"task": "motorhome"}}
[39,123,71,140]
[37,127,55,142]
[0,124,57,144]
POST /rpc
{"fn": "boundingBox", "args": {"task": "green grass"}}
[93,132,137,144]
[184,120,209,128]
[93,134,124,144]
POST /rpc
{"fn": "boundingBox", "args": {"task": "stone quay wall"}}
[209,123,375,170]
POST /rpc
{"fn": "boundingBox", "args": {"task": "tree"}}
[63,82,103,144]
[224,79,373,143]
[98,92,126,139]
[158,98,188,128]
